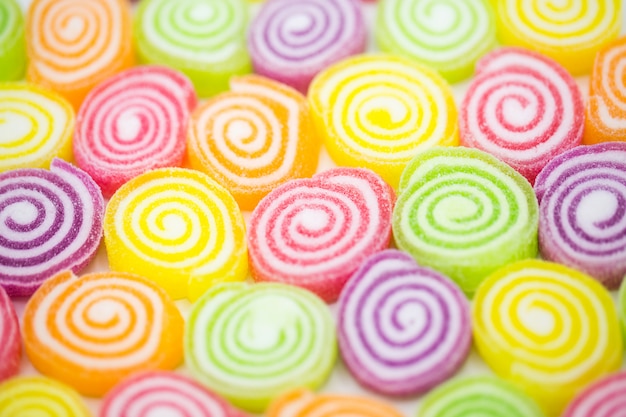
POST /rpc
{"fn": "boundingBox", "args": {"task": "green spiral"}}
[0,0,25,81]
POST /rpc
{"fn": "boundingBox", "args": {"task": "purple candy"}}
[337,249,471,396]
[248,0,367,94]
[534,143,626,289]
[0,159,104,297]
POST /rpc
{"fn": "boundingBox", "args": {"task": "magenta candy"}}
[0,286,19,381]
[562,371,626,417]
[0,158,104,297]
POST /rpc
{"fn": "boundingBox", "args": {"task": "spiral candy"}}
[0,0,26,81]
[473,259,622,416]
[308,54,458,188]
[135,0,251,98]
[27,0,134,110]
[22,271,184,397]
[495,0,620,75]
[248,0,366,94]
[248,167,395,303]
[376,0,496,83]
[187,75,319,210]
[104,168,247,301]
[460,47,584,184]
[75,66,197,197]
[337,250,471,396]
[0,158,104,297]
[185,283,336,412]
[0,287,19,382]
[562,372,626,417]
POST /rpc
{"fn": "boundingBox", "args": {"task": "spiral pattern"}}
[393,147,538,295]
[460,47,584,184]
[185,283,337,413]
[417,376,545,417]
[496,0,620,75]
[248,0,366,93]
[22,270,184,397]
[104,168,247,301]
[473,259,622,416]
[75,66,197,198]
[0,286,19,382]
[0,158,104,297]
[135,0,251,98]
[337,250,471,396]
[187,75,319,210]
[267,389,404,417]
[27,0,134,110]
[0,377,91,417]
[0,83,74,172]
[0,0,26,81]
[562,372,626,417]
[534,143,626,289]
[308,54,458,188]
[248,167,395,303]
[376,0,496,83]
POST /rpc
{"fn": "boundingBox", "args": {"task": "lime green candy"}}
[185,282,337,413]
[418,376,545,417]
[135,0,251,97]
[393,147,538,295]
[0,0,26,81]
[618,276,626,340]
[376,0,496,83]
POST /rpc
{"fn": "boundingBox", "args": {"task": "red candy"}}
[0,286,20,381]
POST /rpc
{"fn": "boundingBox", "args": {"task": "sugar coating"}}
[0,0,26,81]
[563,371,626,417]
[0,286,19,382]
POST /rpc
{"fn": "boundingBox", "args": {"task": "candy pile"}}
[0,1,625,417]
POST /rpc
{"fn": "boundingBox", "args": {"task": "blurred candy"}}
[563,371,626,417]
[0,287,19,382]
[0,0,26,81]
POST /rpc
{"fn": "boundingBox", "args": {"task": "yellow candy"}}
[473,259,622,417]
[308,54,459,188]
[0,83,74,172]
[104,168,248,301]
[495,0,620,75]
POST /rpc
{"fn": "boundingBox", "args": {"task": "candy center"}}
[190,4,215,23]
[145,405,185,417]
[226,119,254,144]
[6,201,38,226]
[60,15,85,42]
[520,304,555,337]
[425,4,456,33]
[503,98,535,127]
[87,299,118,324]
[0,113,31,143]
[116,111,142,142]
[438,195,478,222]
[285,13,313,33]
[161,213,186,240]
[577,189,618,229]
[364,97,408,128]
[247,298,294,349]
[299,207,329,232]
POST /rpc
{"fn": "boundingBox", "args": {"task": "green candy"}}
[393,147,538,296]
[375,0,496,83]
[135,0,251,97]
[0,0,26,81]
[185,282,337,413]
[418,376,545,417]
[618,276,626,341]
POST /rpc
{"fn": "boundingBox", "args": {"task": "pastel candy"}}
[393,147,538,295]
[460,47,584,184]
[187,75,319,210]
[0,0,26,81]
[495,0,620,75]
[619,278,626,338]
[135,0,251,98]
[308,54,459,188]
[0,287,19,382]
[337,250,471,396]
[418,376,545,417]
[27,0,134,110]
[104,168,247,301]
[0,376,91,417]
[101,371,247,417]
[0,83,74,172]
[473,260,622,416]
[376,0,496,83]
[534,143,626,289]
[248,168,395,302]
[0,158,104,297]
[22,271,184,397]
[248,0,366,94]
[562,372,626,417]
[185,283,336,413]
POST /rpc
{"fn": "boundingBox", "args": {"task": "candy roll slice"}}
[22,271,184,397]
[393,147,538,295]
[248,167,395,303]
[74,66,197,198]
[0,287,19,382]
[495,0,620,75]
[185,283,336,413]
[27,0,134,110]
[0,0,26,81]
[376,0,496,83]
[460,47,584,184]
[618,279,626,339]
[135,0,251,98]
[0,158,104,297]
[473,259,622,416]
[534,143,626,289]
[187,75,319,210]
[338,249,471,396]
[308,54,459,188]
[562,372,626,417]
[248,0,366,94]
[0,376,91,417]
